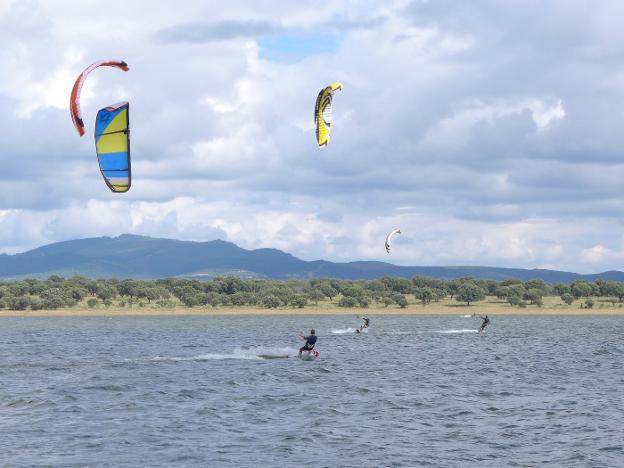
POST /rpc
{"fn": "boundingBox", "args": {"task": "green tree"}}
[219,294,232,306]
[524,279,550,295]
[432,288,447,302]
[561,293,574,305]
[29,296,44,310]
[595,279,608,296]
[414,287,434,305]
[262,295,280,309]
[338,296,358,307]
[381,277,413,294]
[484,280,498,295]
[523,288,544,305]
[9,282,30,297]
[217,276,248,295]
[605,282,624,302]
[571,281,593,298]
[87,298,98,308]
[553,283,570,296]
[342,285,366,298]
[67,287,88,302]
[319,284,338,301]
[396,295,409,308]
[290,295,307,308]
[308,289,325,305]
[206,292,220,307]
[43,295,65,310]
[412,276,444,289]
[181,294,200,307]
[455,284,486,306]
[446,280,461,299]
[145,288,162,303]
[96,286,116,303]
[495,285,511,300]
[364,280,387,294]
[10,296,30,310]
[230,292,251,306]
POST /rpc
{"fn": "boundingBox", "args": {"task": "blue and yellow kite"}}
[94,102,131,193]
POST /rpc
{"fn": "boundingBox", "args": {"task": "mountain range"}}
[0,234,622,283]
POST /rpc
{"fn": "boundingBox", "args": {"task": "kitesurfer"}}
[478,315,490,333]
[299,329,317,356]
[358,317,370,333]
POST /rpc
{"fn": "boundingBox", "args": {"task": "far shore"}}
[1,304,624,317]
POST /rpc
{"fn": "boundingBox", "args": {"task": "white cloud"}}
[423,98,566,152]
[0,0,623,274]
[528,99,565,132]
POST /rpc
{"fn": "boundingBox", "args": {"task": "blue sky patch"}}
[258,34,339,63]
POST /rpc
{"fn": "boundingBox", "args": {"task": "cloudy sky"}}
[1,0,624,272]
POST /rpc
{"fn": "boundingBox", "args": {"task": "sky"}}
[1,0,624,273]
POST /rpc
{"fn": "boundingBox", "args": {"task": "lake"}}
[1,315,623,467]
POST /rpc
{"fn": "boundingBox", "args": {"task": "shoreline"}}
[1,306,623,317]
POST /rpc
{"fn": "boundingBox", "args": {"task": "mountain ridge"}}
[0,234,622,283]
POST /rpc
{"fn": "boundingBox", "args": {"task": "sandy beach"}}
[2,301,623,317]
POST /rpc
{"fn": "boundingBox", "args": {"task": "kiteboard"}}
[299,349,320,361]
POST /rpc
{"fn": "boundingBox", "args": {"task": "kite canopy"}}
[385,229,401,253]
[70,60,129,136]
[315,82,343,147]
[95,102,131,193]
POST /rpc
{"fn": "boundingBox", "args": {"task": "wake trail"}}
[151,346,298,361]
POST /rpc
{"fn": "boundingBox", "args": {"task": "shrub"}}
[262,295,280,309]
[290,295,307,308]
[561,294,574,306]
[338,296,358,307]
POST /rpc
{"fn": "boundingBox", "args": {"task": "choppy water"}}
[1,315,623,467]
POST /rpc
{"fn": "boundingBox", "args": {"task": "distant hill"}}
[0,234,622,283]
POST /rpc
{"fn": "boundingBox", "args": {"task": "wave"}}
[152,346,298,361]
[332,327,368,334]
[435,329,478,334]
[461,315,474,318]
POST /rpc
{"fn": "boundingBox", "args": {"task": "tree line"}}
[0,275,622,311]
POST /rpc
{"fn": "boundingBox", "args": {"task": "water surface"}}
[1,315,623,467]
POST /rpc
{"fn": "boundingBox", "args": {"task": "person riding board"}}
[357,316,370,333]
[298,329,317,356]
[478,315,490,333]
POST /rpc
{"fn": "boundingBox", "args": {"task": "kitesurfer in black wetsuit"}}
[357,317,370,333]
[478,315,490,333]
[299,329,317,356]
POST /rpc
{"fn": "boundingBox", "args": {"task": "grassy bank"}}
[1,295,623,317]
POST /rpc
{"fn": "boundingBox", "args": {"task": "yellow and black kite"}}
[314,82,343,147]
